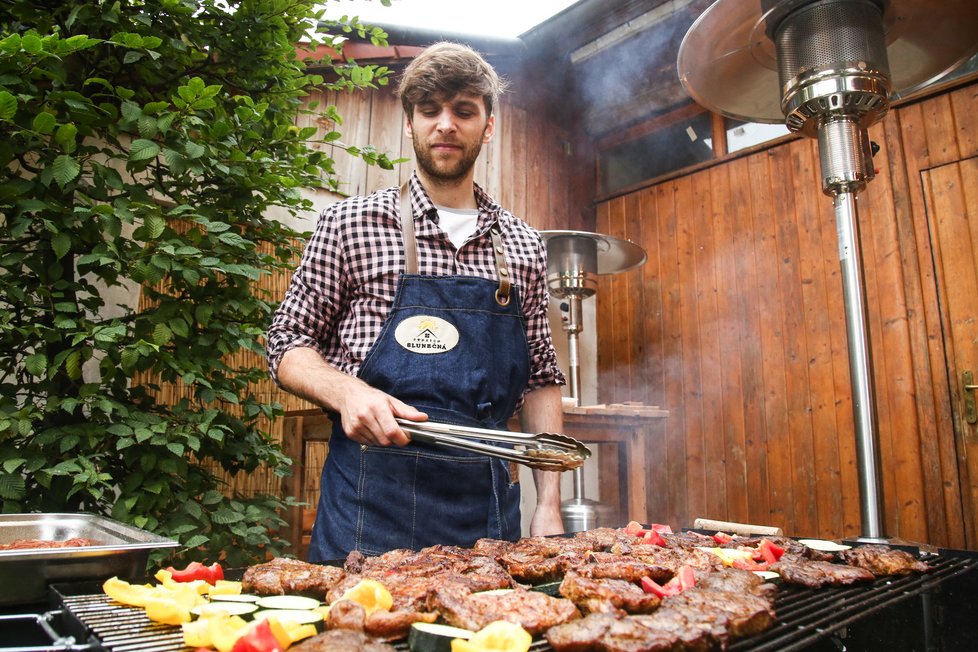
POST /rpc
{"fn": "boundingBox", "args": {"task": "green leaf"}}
[0,91,16,120]
[51,230,72,259]
[129,138,160,162]
[144,213,165,239]
[52,155,81,188]
[24,353,47,377]
[55,123,78,152]
[183,534,209,548]
[0,474,25,500]
[32,112,56,134]
[152,322,172,345]
[212,507,245,524]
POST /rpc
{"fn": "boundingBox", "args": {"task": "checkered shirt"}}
[266,172,565,401]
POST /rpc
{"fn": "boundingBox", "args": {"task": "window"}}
[597,111,714,195]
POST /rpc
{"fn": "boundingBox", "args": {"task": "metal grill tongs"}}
[396,418,591,471]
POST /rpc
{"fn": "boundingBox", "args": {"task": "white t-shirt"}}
[435,206,480,250]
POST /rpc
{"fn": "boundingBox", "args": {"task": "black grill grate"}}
[46,554,978,652]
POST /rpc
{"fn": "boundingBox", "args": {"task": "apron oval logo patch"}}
[394,315,459,354]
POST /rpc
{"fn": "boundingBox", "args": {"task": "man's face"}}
[406,93,494,182]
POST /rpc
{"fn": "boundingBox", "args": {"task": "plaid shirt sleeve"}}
[508,218,566,393]
[266,201,351,384]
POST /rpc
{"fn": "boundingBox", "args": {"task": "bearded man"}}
[266,42,566,560]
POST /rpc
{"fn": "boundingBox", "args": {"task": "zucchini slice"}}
[408,622,474,652]
[255,595,321,611]
[531,581,562,597]
[209,593,260,603]
[190,601,259,618]
[797,538,852,552]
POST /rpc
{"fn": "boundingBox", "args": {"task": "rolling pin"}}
[693,518,784,537]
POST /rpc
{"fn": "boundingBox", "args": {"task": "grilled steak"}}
[546,609,726,652]
[331,544,514,611]
[430,583,580,635]
[326,598,438,641]
[0,537,98,550]
[837,545,932,576]
[559,569,661,615]
[241,557,345,597]
[667,587,776,639]
[693,567,778,599]
[289,628,396,651]
[770,555,874,587]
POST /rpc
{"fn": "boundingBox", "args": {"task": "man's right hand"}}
[277,346,427,447]
[336,381,427,447]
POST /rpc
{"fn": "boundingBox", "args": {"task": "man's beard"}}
[413,135,484,182]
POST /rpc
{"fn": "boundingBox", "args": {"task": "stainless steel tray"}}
[0,513,179,606]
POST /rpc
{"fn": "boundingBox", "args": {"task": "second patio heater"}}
[542,230,647,531]
[678,0,978,540]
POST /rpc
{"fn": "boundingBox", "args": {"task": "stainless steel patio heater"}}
[542,230,647,531]
[678,0,978,540]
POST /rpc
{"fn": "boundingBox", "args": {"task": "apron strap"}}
[489,226,511,307]
[400,182,418,275]
[400,180,511,307]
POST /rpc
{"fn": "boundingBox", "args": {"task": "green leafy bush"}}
[0,0,394,567]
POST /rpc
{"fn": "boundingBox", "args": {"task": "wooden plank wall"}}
[594,80,978,548]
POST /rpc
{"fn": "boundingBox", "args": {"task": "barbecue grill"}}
[4,544,975,652]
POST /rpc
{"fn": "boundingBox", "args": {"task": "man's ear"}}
[483,114,495,144]
[404,115,414,139]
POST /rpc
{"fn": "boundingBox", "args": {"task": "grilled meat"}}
[837,545,932,576]
[546,608,726,652]
[770,554,875,587]
[559,569,661,615]
[289,628,397,651]
[330,544,515,611]
[241,557,346,597]
[625,545,726,575]
[326,598,437,641]
[584,551,674,584]
[547,571,775,651]
[0,537,98,550]
[693,567,777,599]
[667,586,776,639]
[430,583,580,635]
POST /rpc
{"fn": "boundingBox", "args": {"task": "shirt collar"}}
[407,171,503,228]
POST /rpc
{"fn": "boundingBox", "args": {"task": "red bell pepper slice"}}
[230,620,283,652]
[641,576,679,597]
[675,565,696,591]
[713,531,733,545]
[641,565,695,597]
[164,560,225,585]
[624,521,645,536]
[732,556,770,572]
[755,538,785,564]
[642,528,667,546]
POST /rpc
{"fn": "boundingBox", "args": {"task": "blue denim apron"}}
[307,186,528,561]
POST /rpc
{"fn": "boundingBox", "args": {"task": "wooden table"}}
[556,406,668,524]
[280,405,668,556]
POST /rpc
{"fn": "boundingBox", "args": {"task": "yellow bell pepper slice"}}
[208,580,244,596]
[102,576,155,607]
[337,578,393,614]
[181,619,212,648]
[451,620,532,652]
[144,595,191,625]
[208,613,250,652]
